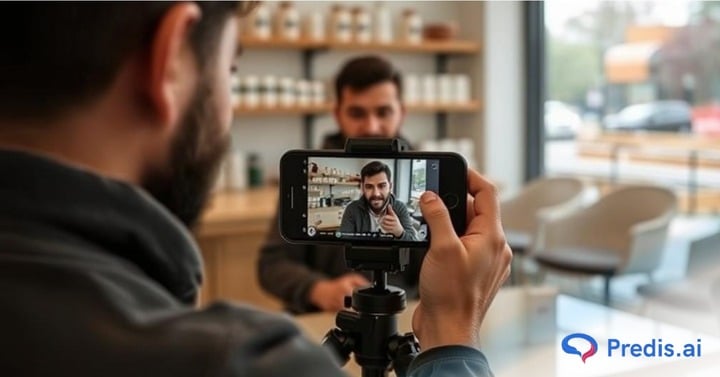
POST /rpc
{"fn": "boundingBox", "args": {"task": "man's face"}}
[141,18,237,228]
[362,172,392,213]
[335,81,404,138]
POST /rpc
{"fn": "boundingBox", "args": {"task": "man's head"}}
[334,56,405,139]
[0,2,254,227]
[360,161,393,213]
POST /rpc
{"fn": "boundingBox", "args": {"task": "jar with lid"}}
[246,3,271,40]
[243,75,260,108]
[351,7,371,44]
[372,2,392,44]
[399,9,422,44]
[304,11,325,41]
[275,2,300,41]
[279,77,296,107]
[247,153,264,188]
[329,5,352,43]
[261,75,278,108]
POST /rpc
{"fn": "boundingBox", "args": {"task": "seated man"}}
[339,161,417,241]
[259,56,426,313]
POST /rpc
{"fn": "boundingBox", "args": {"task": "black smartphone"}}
[279,150,467,247]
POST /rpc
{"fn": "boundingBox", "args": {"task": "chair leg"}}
[603,275,612,306]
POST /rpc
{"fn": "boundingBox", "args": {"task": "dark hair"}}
[0,1,251,122]
[334,55,403,103]
[361,161,392,183]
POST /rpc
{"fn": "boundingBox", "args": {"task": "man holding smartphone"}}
[0,2,511,377]
[339,160,418,240]
[259,55,423,313]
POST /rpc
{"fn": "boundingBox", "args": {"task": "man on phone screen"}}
[339,161,417,241]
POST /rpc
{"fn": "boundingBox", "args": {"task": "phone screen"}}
[305,157,438,243]
[280,150,466,247]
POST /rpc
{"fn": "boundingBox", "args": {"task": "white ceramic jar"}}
[400,9,422,44]
[275,2,300,41]
[243,75,260,108]
[352,7,371,43]
[372,2,392,44]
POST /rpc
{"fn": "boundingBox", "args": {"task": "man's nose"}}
[360,115,382,136]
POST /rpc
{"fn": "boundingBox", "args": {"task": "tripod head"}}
[321,139,420,377]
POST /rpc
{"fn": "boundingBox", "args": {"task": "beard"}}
[141,79,230,229]
[365,193,389,214]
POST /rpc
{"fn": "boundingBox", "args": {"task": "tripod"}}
[322,247,420,377]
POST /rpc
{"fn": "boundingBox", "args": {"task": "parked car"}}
[545,100,582,139]
[604,100,692,132]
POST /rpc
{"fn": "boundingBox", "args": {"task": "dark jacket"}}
[0,149,493,377]
[259,133,426,314]
[339,195,417,241]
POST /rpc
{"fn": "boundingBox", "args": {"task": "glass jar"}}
[329,5,352,43]
[275,1,300,41]
[246,3,271,40]
[352,7,371,44]
[399,9,422,44]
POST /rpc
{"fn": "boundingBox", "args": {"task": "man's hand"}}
[308,273,369,312]
[381,204,404,238]
[412,170,512,350]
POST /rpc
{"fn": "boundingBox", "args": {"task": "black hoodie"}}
[0,149,491,377]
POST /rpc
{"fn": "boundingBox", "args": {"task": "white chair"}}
[500,177,587,283]
[533,185,677,305]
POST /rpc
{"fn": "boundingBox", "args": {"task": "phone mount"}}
[322,138,420,377]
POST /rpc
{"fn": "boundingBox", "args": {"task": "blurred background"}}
[196,2,720,376]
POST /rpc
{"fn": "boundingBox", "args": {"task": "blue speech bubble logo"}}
[562,333,598,363]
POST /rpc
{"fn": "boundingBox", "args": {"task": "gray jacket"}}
[339,195,417,241]
[258,133,425,314]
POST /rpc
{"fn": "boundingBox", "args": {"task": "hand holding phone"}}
[412,170,513,351]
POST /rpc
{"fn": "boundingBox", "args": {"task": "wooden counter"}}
[194,187,282,310]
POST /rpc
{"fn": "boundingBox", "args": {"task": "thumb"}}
[420,191,461,255]
[387,204,396,215]
[348,273,369,286]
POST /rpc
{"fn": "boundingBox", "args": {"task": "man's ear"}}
[147,2,202,129]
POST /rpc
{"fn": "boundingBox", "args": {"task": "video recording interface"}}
[304,157,439,242]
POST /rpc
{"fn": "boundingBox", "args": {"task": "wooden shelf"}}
[241,37,325,50]
[234,101,482,116]
[309,182,359,186]
[406,101,482,113]
[328,40,480,54]
[239,36,480,55]
[234,103,333,116]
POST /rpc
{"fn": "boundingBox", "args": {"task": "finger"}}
[348,273,370,286]
[387,204,395,215]
[420,191,461,254]
[464,170,501,236]
[466,193,476,224]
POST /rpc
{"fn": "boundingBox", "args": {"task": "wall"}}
[233,1,472,179]
[481,1,524,194]
[231,1,525,193]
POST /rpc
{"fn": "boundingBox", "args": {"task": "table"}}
[194,187,281,309]
[579,132,720,214]
[296,286,720,377]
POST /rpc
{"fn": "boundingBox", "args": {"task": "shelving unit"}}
[234,101,482,116]
[236,33,482,148]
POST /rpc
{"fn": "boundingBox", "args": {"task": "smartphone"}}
[279,150,467,247]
